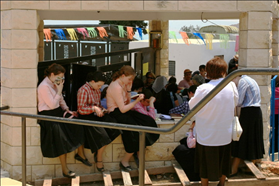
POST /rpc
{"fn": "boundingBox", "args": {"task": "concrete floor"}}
[1,168,32,186]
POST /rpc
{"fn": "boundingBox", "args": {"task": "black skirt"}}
[109,108,160,153]
[232,107,265,160]
[78,113,122,153]
[195,142,231,181]
[172,137,200,181]
[38,107,84,158]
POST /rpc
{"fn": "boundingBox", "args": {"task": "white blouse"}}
[189,78,239,146]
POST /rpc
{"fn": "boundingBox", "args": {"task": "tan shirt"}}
[106,80,131,112]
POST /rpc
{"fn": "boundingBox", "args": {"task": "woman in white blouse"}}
[189,57,238,186]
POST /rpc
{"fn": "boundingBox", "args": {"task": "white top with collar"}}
[189,78,239,146]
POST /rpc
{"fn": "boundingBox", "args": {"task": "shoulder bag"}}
[231,82,243,141]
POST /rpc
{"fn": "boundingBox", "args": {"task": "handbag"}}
[232,115,242,141]
[63,110,75,119]
[231,83,243,141]
[187,130,196,148]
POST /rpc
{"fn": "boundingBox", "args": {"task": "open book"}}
[170,113,183,119]
[131,94,140,99]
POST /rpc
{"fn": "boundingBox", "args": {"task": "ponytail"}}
[112,65,136,81]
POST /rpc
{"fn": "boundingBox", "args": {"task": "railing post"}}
[139,132,146,186]
[22,117,26,186]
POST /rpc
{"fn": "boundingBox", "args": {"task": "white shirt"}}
[189,78,239,146]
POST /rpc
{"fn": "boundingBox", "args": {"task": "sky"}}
[44,19,239,40]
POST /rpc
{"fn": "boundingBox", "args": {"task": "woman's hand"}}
[55,80,64,95]
[94,106,104,117]
[149,96,156,108]
[149,96,156,103]
[72,111,78,117]
[64,109,78,118]
[136,94,144,102]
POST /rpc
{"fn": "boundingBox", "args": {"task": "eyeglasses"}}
[56,77,65,80]
[147,77,155,80]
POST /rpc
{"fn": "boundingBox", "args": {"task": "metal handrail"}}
[1,68,279,186]
[38,47,152,66]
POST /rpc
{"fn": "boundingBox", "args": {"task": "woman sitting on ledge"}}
[37,63,89,178]
[107,66,160,171]
[77,71,121,172]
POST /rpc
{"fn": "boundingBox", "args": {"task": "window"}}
[169,61,175,76]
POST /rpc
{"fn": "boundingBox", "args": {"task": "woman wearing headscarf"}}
[152,76,173,115]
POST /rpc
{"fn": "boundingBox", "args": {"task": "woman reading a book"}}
[77,71,121,172]
[107,66,160,171]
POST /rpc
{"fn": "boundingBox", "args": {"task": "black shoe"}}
[243,171,254,176]
[63,171,76,178]
[119,162,132,172]
[94,152,105,172]
[228,172,238,178]
[96,162,105,172]
[74,154,92,167]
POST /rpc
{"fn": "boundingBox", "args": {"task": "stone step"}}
[1,177,32,186]
[1,168,9,178]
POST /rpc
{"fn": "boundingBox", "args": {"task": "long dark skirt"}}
[38,107,84,158]
[79,113,122,153]
[232,107,265,160]
[109,108,160,153]
[172,137,200,181]
[195,142,231,181]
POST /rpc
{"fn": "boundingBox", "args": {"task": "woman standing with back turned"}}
[189,57,238,186]
[107,66,160,171]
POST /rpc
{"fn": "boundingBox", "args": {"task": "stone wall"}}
[1,9,40,182]
[1,117,190,181]
[149,20,169,77]
[239,12,274,159]
[1,0,279,182]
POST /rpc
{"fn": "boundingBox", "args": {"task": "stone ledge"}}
[238,1,273,11]
[0,1,11,10]
[179,1,237,11]
[11,1,50,10]
[81,1,109,10]
[49,1,81,10]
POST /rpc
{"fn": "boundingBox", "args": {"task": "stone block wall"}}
[272,18,279,68]
[1,119,190,182]
[1,0,279,182]
[239,11,274,159]
[149,20,169,77]
[1,9,40,182]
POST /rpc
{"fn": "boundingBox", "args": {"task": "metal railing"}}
[1,68,279,186]
[270,75,279,161]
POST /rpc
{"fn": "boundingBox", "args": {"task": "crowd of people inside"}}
[37,55,265,185]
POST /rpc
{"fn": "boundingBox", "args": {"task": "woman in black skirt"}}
[106,66,160,171]
[189,57,238,186]
[77,71,121,172]
[38,63,90,178]
[231,75,265,176]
